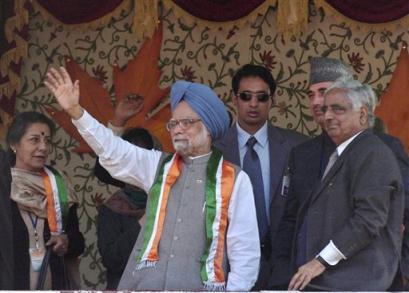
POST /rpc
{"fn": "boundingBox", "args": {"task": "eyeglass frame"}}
[166,118,202,131]
[236,91,271,103]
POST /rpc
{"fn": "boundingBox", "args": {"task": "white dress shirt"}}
[236,122,270,218]
[72,110,260,291]
[319,131,363,266]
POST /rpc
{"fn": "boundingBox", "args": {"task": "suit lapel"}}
[216,126,240,165]
[268,125,287,204]
[309,156,344,205]
[308,130,369,205]
[293,135,332,221]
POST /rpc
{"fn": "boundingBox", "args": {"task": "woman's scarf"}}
[11,166,78,234]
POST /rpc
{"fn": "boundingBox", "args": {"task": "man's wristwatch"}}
[315,255,331,269]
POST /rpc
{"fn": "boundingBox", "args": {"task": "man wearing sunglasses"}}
[271,57,409,290]
[45,67,260,291]
[215,64,307,290]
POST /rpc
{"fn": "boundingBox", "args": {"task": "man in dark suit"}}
[287,78,404,290]
[271,57,409,290]
[215,64,306,289]
[0,149,13,289]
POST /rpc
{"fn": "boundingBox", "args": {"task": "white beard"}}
[172,126,210,156]
[173,140,189,154]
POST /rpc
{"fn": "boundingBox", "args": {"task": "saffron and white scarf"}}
[11,166,77,234]
[135,149,235,290]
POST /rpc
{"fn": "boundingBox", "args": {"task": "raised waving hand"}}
[45,67,83,119]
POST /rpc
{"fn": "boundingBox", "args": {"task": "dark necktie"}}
[243,136,269,239]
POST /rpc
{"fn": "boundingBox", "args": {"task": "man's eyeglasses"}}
[237,91,271,103]
[166,118,202,131]
[321,104,348,115]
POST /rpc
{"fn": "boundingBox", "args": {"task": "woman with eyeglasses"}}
[6,111,84,290]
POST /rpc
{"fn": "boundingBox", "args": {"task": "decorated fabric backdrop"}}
[15,1,408,289]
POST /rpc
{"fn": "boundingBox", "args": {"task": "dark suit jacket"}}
[297,130,403,290]
[215,123,306,289]
[377,133,409,283]
[215,123,307,246]
[0,150,13,289]
[272,131,409,288]
[270,132,334,287]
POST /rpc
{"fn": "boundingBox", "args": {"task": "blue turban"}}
[170,80,229,140]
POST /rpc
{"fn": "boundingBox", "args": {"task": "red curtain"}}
[36,0,267,23]
[326,0,409,23]
[35,0,124,24]
[33,0,409,24]
[171,0,409,23]
[171,0,266,21]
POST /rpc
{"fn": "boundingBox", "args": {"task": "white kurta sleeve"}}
[72,110,163,192]
[226,170,260,291]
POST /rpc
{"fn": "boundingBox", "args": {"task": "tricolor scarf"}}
[11,166,71,235]
[135,149,235,290]
[40,166,69,234]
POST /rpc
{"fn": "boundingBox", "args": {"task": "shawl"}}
[11,166,78,234]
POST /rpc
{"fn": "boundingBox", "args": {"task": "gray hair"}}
[325,78,376,127]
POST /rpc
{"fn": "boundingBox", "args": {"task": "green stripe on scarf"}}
[137,154,174,262]
[47,166,69,225]
[136,149,230,288]
[200,148,222,282]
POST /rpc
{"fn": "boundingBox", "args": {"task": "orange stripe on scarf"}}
[214,161,235,282]
[41,170,58,233]
[148,155,182,260]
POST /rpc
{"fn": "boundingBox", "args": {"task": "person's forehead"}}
[172,101,200,119]
[309,81,334,92]
[238,76,269,91]
[324,89,352,105]
[25,123,51,135]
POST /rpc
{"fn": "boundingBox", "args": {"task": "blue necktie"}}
[243,136,269,239]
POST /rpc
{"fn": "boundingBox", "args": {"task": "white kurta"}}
[72,110,260,291]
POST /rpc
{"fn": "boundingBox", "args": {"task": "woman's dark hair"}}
[6,111,55,164]
[7,111,55,146]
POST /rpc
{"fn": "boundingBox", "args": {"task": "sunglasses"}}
[237,91,271,103]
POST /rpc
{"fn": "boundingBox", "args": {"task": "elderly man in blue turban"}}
[45,67,260,291]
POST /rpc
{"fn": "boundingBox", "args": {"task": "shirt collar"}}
[236,122,269,149]
[336,130,363,156]
[187,151,212,160]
